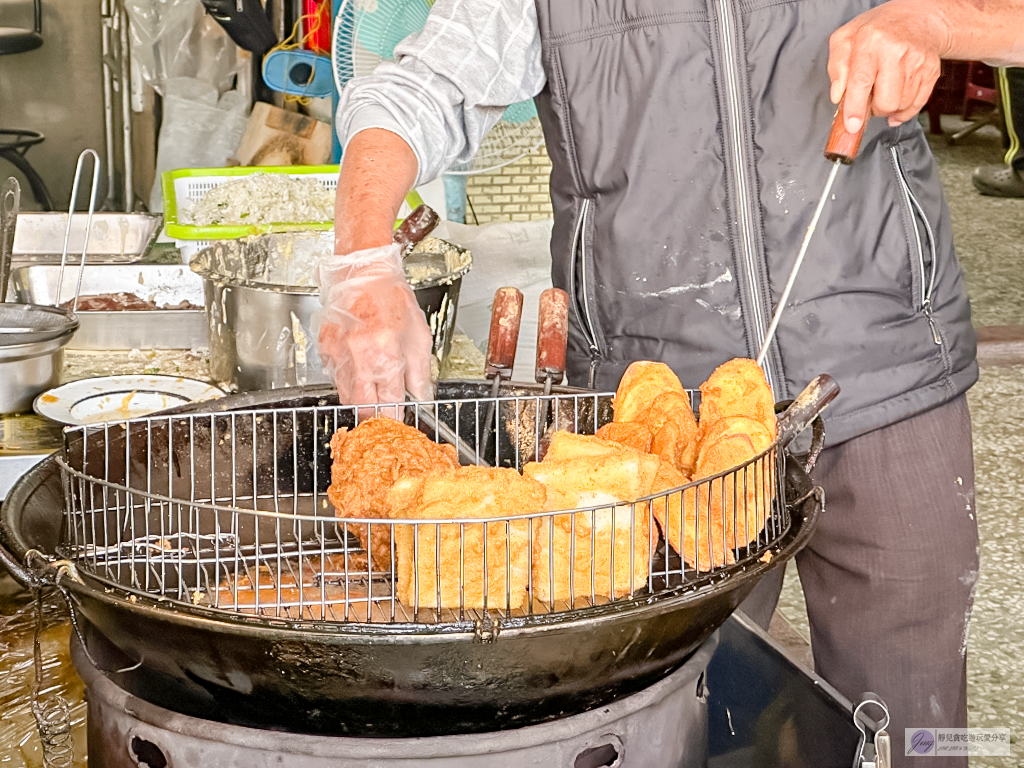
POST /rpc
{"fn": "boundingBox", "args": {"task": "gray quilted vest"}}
[533,0,977,445]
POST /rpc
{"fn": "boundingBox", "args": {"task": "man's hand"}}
[827,0,949,133]
[318,244,434,406]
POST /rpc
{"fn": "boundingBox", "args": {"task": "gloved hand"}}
[318,243,434,406]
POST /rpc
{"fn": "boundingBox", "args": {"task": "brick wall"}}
[465,142,553,224]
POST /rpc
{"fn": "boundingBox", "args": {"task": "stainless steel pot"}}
[0,303,79,413]
[190,233,472,392]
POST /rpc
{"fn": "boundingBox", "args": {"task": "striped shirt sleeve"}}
[335,0,546,186]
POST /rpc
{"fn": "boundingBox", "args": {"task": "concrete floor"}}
[771,114,1024,766]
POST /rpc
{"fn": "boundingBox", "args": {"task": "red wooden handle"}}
[392,204,440,254]
[485,287,524,380]
[535,288,569,384]
[824,98,868,165]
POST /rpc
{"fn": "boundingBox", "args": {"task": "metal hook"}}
[854,693,891,736]
[56,149,102,311]
[853,693,891,768]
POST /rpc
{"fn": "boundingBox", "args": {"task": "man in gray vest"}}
[319,1,1023,763]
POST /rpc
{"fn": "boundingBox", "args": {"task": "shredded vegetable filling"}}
[183,174,335,227]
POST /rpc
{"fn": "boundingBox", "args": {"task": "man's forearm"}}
[334,128,419,255]
[932,0,1024,64]
[828,0,1024,132]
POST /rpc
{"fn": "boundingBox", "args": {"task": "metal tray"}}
[11,212,162,264]
[8,265,206,350]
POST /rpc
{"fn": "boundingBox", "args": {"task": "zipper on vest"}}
[570,198,601,385]
[890,146,942,345]
[711,0,776,391]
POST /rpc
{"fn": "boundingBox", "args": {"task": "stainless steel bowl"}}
[0,304,78,414]
[190,232,472,392]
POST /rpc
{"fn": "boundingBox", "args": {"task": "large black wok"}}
[0,381,830,738]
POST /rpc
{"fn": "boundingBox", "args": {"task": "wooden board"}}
[235,102,333,166]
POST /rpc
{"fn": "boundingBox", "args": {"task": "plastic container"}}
[161,165,424,261]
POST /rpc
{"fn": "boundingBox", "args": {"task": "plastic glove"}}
[318,243,434,406]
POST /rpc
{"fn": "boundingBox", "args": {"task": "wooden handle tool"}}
[392,204,440,256]
[535,288,569,386]
[479,287,524,463]
[484,287,524,382]
[824,98,867,165]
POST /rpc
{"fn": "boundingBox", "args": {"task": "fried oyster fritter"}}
[327,416,459,571]
[594,420,654,454]
[612,361,685,423]
[698,357,777,440]
[641,390,700,476]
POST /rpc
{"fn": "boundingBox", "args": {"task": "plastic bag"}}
[124,0,242,96]
[149,76,250,211]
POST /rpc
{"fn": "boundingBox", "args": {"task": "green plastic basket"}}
[161,165,424,241]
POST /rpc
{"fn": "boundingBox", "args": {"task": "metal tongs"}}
[56,149,102,312]
[394,204,482,464]
[1,176,20,302]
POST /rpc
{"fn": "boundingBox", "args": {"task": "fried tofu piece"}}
[327,417,459,572]
[389,467,546,611]
[698,358,777,440]
[612,361,685,423]
[594,420,654,453]
[640,390,700,476]
[524,433,658,604]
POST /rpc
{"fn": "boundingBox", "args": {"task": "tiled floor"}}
[772,114,1024,766]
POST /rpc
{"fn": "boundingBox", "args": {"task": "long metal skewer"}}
[756,161,840,366]
[756,97,868,368]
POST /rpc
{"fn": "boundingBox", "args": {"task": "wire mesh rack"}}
[56,391,787,627]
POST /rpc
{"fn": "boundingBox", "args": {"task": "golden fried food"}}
[640,390,700,475]
[524,433,658,604]
[543,430,623,462]
[327,416,459,572]
[698,358,777,440]
[647,458,733,573]
[594,420,654,453]
[696,415,774,466]
[668,423,774,571]
[694,431,773,553]
[612,361,685,423]
[389,467,546,611]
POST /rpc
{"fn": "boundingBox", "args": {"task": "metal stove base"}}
[72,632,717,768]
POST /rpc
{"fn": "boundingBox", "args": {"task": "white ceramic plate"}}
[34,375,225,426]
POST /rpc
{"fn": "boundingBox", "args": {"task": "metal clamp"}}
[853,693,892,768]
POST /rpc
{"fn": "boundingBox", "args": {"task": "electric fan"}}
[331,0,545,175]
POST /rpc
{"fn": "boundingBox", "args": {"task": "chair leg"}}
[948,110,1000,145]
[0,148,54,210]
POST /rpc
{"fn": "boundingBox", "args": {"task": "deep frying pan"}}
[0,380,832,737]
